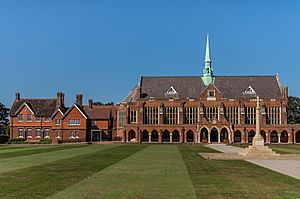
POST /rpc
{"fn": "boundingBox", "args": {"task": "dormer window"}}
[243,86,256,95]
[166,86,178,94]
[165,86,179,98]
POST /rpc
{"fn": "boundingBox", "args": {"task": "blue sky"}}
[1,0,300,107]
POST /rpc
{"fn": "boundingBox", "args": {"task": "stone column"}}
[149,133,152,143]
[170,133,173,143]
[278,134,281,144]
[159,130,162,143]
[218,132,221,143]
[180,132,183,143]
[198,132,200,143]
[208,132,211,143]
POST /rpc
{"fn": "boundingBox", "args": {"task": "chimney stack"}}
[56,92,64,108]
[88,99,93,109]
[76,94,83,107]
[15,92,20,101]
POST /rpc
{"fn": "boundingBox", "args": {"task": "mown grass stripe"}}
[0,144,147,199]
[179,145,300,199]
[0,144,116,174]
[50,145,197,199]
[0,145,56,154]
[0,144,87,159]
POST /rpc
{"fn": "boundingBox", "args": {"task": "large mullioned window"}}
[117,111,126,129]
[185,107,198,124]
[164,107,179,125]
[225,107,239,124]
[130,110,137,123]
[144,107,159,124]
[245,107,256,124]
[205,107,218,122]
[266,107,280,125]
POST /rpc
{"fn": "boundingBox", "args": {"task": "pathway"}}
[206,144,300,180]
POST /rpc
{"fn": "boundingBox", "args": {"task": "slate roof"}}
[83,106,111,120]
[10,99,57,117]
[124,75,283,102]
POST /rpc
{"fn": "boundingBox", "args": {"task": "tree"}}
[288,96,300,124]
[0,102,9,126]
[93,101,114,106]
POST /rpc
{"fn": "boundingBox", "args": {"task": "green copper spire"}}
[201,34,215,86]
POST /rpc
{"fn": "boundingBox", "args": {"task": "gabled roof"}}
[10,99,57,117]
[62,104,88,119]
[124,75,283,102]
[83,106,111,120]
[51,107,69,118]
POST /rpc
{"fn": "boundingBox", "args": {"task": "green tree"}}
[0,103,9,126]
[288,96,300,124]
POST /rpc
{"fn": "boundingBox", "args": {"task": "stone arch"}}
[248,130,256,143]
[260,130,266,143]
[281,131,288,143]
[200,127,209,143]
[186,130,194,143]
[172,130,180,142]
[296,131,300,143]
[162,130,170,142]
[234,130,242,143]
[220,127,229,143]
[210,127,219,143]
[141,130,149,142]
[151,130,159,142]
[128,130,136,142]
[270,130,278,143]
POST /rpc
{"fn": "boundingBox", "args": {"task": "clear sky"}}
[1,0,300,107]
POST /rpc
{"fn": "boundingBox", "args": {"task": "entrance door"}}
[210,128,218,142]
[92,131,101,142]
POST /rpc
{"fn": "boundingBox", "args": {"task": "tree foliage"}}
[0,102,9,126]
[288,96,300,124]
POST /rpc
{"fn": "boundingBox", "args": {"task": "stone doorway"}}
[210,128,218,143]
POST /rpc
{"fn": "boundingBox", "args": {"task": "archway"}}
[151,130,159,142]
[172,130,180,142]
[163,130,170,142]
[296,131,300,143]
[210,128,218,142]
[270,131,278,143]
[248,130,255,143]
[200,128,209,143]
[260,130,266,143]
[281,131,288,143]
[141,130,149,142]
[186,130,194,143]
[234,131,242,143]
[220,128,229,143]
[128,130,136,142]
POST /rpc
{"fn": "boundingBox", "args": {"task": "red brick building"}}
[10,92,116,143]
[117,35,300,144]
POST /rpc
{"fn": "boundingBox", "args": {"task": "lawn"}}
[0,144,299,198]
[231,143,300,154]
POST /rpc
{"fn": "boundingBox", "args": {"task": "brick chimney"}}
[56,92,64,108]
[76,94,83,107]
[15,92,20,101]
[88,99,93,109]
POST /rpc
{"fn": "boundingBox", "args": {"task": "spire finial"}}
[201,33,214,86]
[205,34,211,63]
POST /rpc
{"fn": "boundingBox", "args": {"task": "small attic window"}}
[166,86,178,94]
[243,86,256,95]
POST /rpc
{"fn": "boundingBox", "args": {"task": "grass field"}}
[232,143,300,154]
[0,144,300,198]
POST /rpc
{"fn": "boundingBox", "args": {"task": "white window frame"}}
[18,114,23,122]
[27,114,32,122]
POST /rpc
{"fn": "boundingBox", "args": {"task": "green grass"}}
[0,144,146,199]
[231,143,300,154]
[0,144,299,199]
[179,144,300,199]
[0,144,87,159]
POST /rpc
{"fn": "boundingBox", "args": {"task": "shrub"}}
[40,138,52,144]
[0,134,9,144]
[8,138,26,144]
